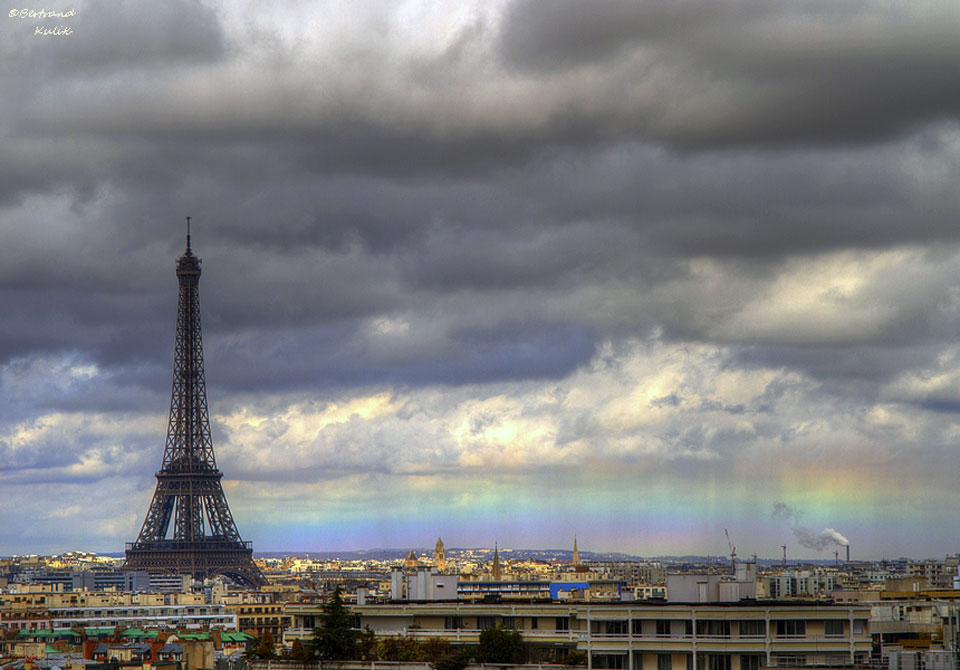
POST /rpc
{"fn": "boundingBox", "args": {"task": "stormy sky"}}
[3,0,960,559]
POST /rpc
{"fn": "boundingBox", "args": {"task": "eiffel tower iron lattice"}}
[125,224,265,587]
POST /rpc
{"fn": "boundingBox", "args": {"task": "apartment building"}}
[224,601,292,639]
[45,603,236,629]
[0,585,211,631]
[767,571,839,599]
[285,599,872,670]
[589,562,668,586]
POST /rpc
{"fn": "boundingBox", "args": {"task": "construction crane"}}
[725,528,737,566]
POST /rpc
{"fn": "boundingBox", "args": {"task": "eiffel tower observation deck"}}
[125,221,265,587]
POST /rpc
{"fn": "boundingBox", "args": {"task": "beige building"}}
[286,599,872,670]
[225,601,292,639]
[0,585,208,631]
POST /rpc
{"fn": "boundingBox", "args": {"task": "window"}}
[502,616,516,629]
[696,621,730,637]
[656,620,672,637]
[658,654,673,670]
[633,619,644,635]
[741,655,764,670]
[739,620,765,637]
[853,620,865,635]
[556,617,570,632]
[775,621,806,637]
[824,620,844,637]
[444,616,464,630]
[478,616,497,630]
[592,620,627,635]
[593,654,627,669]
[531,617,538,630]
[708,656,730,670]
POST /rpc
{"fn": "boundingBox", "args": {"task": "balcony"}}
[767,655,854,668]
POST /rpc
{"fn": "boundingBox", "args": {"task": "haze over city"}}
[3,1,960,559]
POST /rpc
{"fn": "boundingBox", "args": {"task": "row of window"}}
[444,616,570,631]
[595,653,794,670]
[590,619,850,637]
[592,653,870,670]
[439,616,852,637]
[48,609,219,616]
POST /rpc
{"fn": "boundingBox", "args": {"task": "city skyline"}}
[4,1,960,559]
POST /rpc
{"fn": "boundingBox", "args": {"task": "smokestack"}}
[846,545,850,563]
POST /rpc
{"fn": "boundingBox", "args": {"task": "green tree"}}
[380,637,424,662]
[358,626,378,661]
[313,586,359,660]
[432,648,472,670]
[289,639,310,661]
[248,630,277,659]
[420,638,454,663]
[477,626,523,664]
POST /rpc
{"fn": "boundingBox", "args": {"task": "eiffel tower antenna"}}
[125,223,265,587]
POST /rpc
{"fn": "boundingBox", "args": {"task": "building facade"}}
[286,600,872,670]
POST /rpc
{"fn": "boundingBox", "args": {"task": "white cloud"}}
[709,249,926,344]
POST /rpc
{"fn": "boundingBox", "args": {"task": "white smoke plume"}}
[771,502,849,552]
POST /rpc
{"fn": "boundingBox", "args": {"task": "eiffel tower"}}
[125,221,265,587]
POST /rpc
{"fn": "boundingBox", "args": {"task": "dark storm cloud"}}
[5,0,956,191]
[202,317,597,393]
[500,0,960,148]
[500,0,709,71]
[2,0,960,420]
[511,140,960,258]
[400,220,628,291]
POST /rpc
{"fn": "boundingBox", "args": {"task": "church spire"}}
[573,535,580,565]
[435,537,446,570]
[492,542,501,581]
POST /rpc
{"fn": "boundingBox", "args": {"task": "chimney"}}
[846,545,850,563]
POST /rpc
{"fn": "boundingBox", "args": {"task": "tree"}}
[289,639,310,662]
[248,631,277,659]
[379,637,425,662]
[358,626,378,661]
[313,586,359,660]
[432,648,472,670]
[420,638,454,662]
[477,626,523,664]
